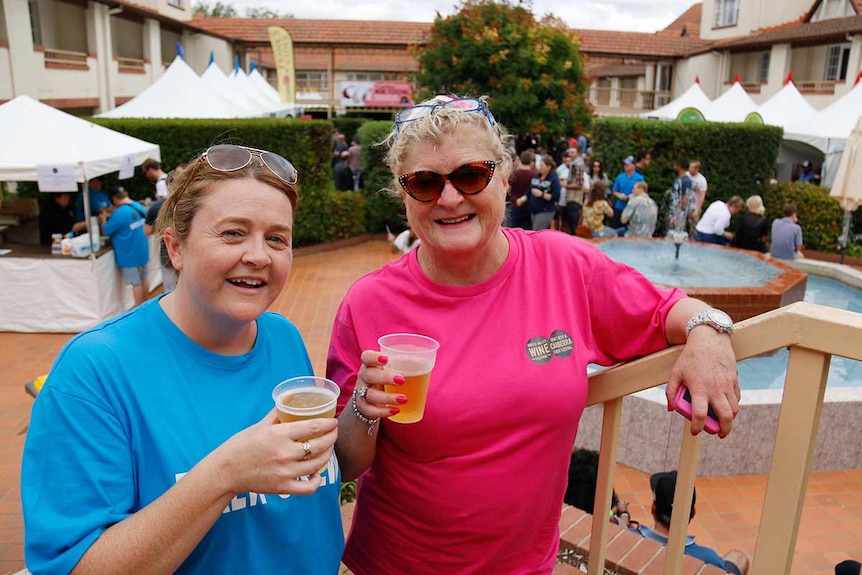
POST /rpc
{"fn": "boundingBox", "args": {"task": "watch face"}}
[707,308,733,328]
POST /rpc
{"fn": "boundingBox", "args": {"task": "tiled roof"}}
[286,49,418,72]
[658,2,702,37]
[100,0,232,38]
[193,17,430,46]
[715,14,862,51]
[573,28,709,58]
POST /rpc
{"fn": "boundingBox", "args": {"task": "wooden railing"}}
[796,80,839,95]
[116,56,146,73]
[589,87,672,113]
[43,47,88,68]
[583,302,862,575]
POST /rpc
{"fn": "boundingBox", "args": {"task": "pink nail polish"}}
[389,407,400,415]
[378,355,389,365]
[393,375,406,384]
[396,395,408,404]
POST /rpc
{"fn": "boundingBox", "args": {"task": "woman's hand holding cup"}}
[355,349,408,421]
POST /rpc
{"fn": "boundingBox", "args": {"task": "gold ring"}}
[301,441,312,460]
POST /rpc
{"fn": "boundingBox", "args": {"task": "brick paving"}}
[1,238,860,574]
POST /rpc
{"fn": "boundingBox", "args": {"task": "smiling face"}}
[165,178,294,328]
[401,124,509,262]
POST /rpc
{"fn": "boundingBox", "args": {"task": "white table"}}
[0,238,162,333]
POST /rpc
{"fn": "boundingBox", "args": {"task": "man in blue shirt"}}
[631,471,749,574]
[611,156,645,230]
[74,175,112,224]
[100,186,150,306]
[798,160,819,184]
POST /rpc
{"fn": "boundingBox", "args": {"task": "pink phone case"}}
[673,386,721,435]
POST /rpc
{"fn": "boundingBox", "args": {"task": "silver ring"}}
[301,440,312,460]
[356,386,369,401]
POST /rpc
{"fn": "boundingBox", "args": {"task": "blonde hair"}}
[381,96,512,198]
[154,151,298,249]
[746,194,765,215]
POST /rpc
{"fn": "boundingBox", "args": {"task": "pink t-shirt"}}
[327,227,685,575]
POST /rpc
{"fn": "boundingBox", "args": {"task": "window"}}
[656,64,673,92]
[344,72,399,82]
[825,44,851,81]
[28,0,42,46]
[296,71,329,92]
[714,0,739,27]
[757,52,770,83]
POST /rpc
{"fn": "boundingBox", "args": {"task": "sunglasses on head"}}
[398,160,500,202]
[175,144,298,201]
[394,97,497,135]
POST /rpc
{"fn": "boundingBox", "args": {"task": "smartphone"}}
[673,386,721,435]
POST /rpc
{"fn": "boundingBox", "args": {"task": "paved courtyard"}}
[1,238,860,574]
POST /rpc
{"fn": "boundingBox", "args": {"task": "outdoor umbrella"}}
[829,117,862,263]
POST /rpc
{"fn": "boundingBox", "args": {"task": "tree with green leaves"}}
[193,1,291,18]
[414,0,592,136]
[193,1,237,17]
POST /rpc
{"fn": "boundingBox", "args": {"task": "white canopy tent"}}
[703,82,759,122]
[97,56,256,119]
[0,95,162,332]
[756,81,817,129]
[201,62,267,116]
[784,81,862,187]
[231,69,304,118]
[640,81,712,120]
[249,68,282,105]
[0,96,160,181]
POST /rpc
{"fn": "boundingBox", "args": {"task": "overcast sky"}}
[230,0,698,33]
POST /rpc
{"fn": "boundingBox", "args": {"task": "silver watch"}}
[685,308,734,338]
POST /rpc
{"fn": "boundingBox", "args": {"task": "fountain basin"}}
[594,238,808,321]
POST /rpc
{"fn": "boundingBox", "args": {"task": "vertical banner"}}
[268,26,296,104]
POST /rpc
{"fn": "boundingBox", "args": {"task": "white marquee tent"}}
[0,95,161,332]
[641,81,712,120]
[784,81,862,186]
[0,95,160,181]
[704,81,759,122]
[97,56,256,119]
[249,68,282,105]
[230,70,304,118]
[756,81,817,129]
[201,62,266,115]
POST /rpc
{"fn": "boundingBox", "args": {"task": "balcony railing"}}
[580,301,862,574]
[589,87,672,113]
[796,80,839,95]
[43,48,89,69]
[116,56,146,74]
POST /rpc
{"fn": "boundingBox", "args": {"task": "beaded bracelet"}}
[352,386,381,436]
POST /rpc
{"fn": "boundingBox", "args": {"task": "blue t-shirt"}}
[22,299,344,575]
[101,202,149,268]
[75,188,111,221]
[632,525,728,570]
[770,217,803,259]
[611,172,645,211]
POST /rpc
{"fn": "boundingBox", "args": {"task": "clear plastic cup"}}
[378,333,440,424]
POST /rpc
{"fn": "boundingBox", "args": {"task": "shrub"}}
[762,182,844,252]
[357,121,406,234]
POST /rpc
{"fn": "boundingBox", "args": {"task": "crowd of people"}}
[502,140,806,260]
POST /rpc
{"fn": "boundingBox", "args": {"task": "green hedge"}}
[357,120,407,235]
[762,182,845,252]
[86,117,364,247]
[591,118,783,204]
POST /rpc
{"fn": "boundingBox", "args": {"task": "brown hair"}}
[154,151,299,248]
[586,180,609,206]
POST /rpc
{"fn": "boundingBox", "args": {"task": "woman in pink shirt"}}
[328,95,740,575]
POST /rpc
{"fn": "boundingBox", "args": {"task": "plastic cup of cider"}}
[272,376,339,423]
[378,333,440,424]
